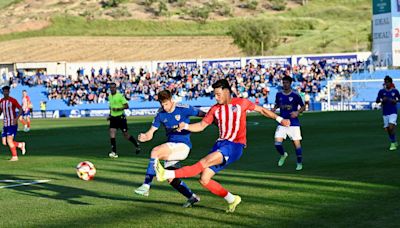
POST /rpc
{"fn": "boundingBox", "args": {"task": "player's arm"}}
[138,126,158,142]
[376,90,383,103]
[14,101,23,125]
[254,105,290,127]
[271,93,280,112]
[197,109,206,117]
[178,120,210,133]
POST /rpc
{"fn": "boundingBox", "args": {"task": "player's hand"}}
[281,119,291,127]
[290,111,299,118]
[138,133,148,142]
[177,122,186,132]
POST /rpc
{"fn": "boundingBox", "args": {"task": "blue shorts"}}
[209,140,244,173]
[2,125,18,138]
[22,110,31,117]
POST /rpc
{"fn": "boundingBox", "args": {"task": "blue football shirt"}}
[376,88,400,116]
[152,104,199,148]
[275,91,304,126]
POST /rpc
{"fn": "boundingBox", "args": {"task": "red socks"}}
[13,141,21,148]
[202,179,228,198]
[174,162,205,178]
[10,146,17,157]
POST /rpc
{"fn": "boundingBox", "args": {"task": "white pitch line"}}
[0,180,50,189]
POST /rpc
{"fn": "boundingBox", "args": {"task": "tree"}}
[229,20,278,55]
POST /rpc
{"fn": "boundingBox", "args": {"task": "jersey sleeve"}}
[120,94,128,105]
[376,90,383,102]
[242,98,255,111]
[11,98,22,109]
[297,93,305,107]
[186,105,200,117]
[202,105,217,125]
[152,112,162,128]
[274,93,280,106]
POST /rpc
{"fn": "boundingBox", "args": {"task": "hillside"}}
[0,0,372,61]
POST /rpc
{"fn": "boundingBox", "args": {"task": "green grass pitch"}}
[0,110,399,227]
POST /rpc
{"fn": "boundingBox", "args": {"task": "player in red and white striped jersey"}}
[0,86,26,161]
[19,90,32,132]
[155,79,290,213]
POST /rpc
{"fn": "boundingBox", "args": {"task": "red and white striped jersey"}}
[0,97,22,127]
[22,95,31,111]
[203,97,256,145]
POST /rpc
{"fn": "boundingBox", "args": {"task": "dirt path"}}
[0,36,244,62]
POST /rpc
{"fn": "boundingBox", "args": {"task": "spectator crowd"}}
[8,59,366,106]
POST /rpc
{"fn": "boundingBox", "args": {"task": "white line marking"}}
[0,180,50,189]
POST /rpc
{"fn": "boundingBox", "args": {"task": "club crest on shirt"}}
[289,97,293,102]
[175,115,181,121]
[231,106,238,112]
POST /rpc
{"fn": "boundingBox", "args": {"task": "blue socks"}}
[275,142,285,156]
[143,158,156,185]
[295,147,303,164]
[170,178,193,199]
[389,134,396,143]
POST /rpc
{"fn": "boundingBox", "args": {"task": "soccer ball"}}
[76,161,96,181]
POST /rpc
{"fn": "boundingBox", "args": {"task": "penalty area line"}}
[0,180,51,189]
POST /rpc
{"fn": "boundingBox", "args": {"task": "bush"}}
[219,5,233,16]
[189,6,211,23]
[245,0,258,10]
[101,0,123,8]
[105,7,132,18]
[270,0,286,11]
[155,0,168,16]
[229,20,278,55]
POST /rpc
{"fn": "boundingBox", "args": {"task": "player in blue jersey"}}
[134,90,206,207]
[376,76,400,151]
[272,76,306,171]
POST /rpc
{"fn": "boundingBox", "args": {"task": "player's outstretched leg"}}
[200,169,241,213]
[275,141,288,167]
[135,158,156,196]
[154,159,205,182]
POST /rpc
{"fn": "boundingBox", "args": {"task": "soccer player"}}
[19,90,32,132]
[272,76,306,171]
[154,79,290,213]
[0,86,26,161]
[376,76,400,150]
[108,82,140,158]
[134,90,206,207]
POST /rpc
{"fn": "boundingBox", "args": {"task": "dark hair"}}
[2,86,10,91]
[22,90,27,92]
[109,82,117,87]
[282,76,293,83]
[158,90,172,102]
[384,75,393,83]
[212,79,231,92]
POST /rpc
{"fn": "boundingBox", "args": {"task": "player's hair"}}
[384,75,393,83]
[109,82,117,87]
[212,79,231,92]
[282,76,293,83]
[158,90,172,102]
[2,86,10,91]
